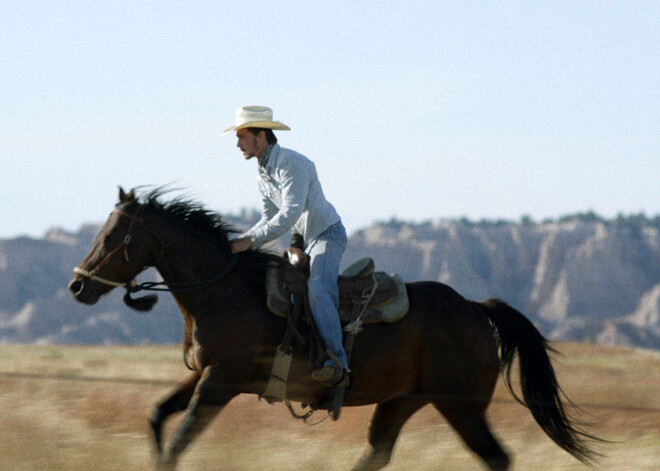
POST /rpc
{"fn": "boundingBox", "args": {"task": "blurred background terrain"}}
[2,212,658,349]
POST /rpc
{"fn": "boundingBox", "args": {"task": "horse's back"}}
[404,280,492,334]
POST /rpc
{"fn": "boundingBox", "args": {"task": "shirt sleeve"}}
[242,199,273,241]
[244,157,310,247]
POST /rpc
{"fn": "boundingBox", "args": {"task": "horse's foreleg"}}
[159,365,238,471]
[352,395,426,471]
[150,371,201,455]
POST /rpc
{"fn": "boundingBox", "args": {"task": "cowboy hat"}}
[221,106,291,136]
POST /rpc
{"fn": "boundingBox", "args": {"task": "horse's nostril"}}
[69,279,83,295]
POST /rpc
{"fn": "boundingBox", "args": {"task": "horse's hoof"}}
[156,454,177,471]
[351,447,390,471]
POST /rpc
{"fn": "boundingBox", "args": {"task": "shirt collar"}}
[258,143,276,167]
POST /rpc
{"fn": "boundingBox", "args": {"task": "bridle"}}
[73,207,146,289]
[73,206,239,295]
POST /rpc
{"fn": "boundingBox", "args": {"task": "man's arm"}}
[230,237,253,253]
[242,186,278,244]
[243,158,310,247]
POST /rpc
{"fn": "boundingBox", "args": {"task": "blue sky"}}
[2,1,658,238]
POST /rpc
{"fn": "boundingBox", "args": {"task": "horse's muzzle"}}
[68,277,100,305]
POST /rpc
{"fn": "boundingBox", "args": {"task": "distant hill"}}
[1,211,659,349]
[345,213,660,349]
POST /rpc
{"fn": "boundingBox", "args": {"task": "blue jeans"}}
[305,221,348,370]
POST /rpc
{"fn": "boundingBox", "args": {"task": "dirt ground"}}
[0,342,658,470]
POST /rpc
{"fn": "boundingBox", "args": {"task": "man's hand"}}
[230,237,254,254]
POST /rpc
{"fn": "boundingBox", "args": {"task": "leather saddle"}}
[261,244,410,417]
[265,249,409,326]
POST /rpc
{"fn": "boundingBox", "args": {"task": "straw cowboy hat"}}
[221,106,291,136]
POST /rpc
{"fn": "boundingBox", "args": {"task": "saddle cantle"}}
[266,256,409,325]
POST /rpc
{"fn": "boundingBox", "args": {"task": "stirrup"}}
[311,365,345,387]
[313,349,350,387]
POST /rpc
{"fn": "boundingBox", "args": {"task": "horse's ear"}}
[119,187,135,204]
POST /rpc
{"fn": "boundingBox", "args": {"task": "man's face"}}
[236,128,266,160]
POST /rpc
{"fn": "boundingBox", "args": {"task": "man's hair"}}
[247,127,277,144]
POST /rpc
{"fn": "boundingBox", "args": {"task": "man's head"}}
[222,106,289,135]
[222,106,289,160]
[236,127,277,160]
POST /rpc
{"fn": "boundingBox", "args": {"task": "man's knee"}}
[307,285,337,308]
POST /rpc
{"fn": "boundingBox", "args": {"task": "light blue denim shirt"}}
[243,143,341,248]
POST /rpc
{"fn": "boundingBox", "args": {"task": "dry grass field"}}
[0,342,658,470]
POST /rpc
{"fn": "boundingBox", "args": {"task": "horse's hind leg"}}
[434,401,510,471]
[150,371,201,455]
[352,395,427,471]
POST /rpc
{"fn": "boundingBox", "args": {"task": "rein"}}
[127,254,239,294]
[73,207,240,309]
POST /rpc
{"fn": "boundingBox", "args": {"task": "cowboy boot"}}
[311,364,344,386]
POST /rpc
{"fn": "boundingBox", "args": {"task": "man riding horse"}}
[223,106,349,386]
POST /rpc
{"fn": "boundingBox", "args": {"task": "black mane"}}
[131,187,283,283]
[138,188,238,248]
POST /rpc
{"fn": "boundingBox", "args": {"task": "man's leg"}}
[306,221,348,375]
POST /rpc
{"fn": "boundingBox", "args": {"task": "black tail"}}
[483,298,601,466]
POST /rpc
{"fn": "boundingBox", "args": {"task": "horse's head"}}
[68,187,161,309]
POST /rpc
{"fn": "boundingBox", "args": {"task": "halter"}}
[73,206,239,295]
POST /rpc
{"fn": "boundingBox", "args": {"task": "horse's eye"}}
[103,233,121,248]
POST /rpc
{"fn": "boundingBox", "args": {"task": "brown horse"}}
[68,188,598,471]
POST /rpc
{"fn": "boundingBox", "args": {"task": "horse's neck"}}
[151,223,231,307]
